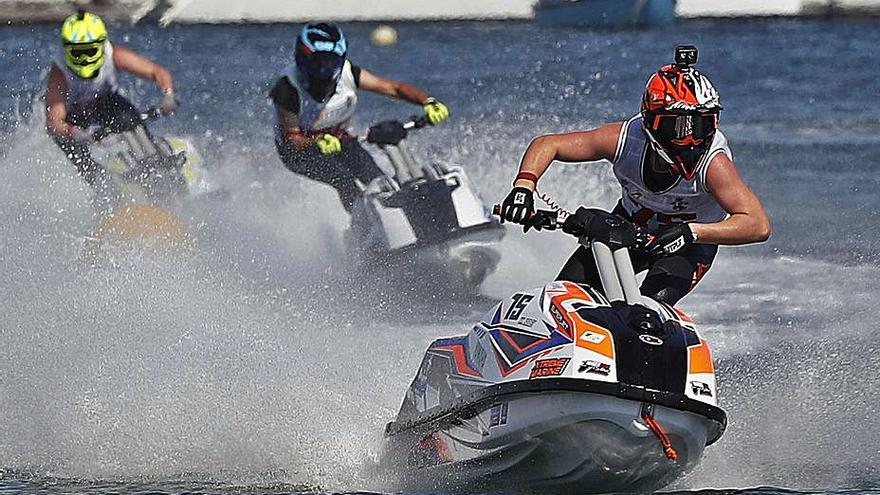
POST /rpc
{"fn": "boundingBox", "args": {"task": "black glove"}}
[645,223,695,256]
[500,187,535,225]
[522,209,557,233]
[562,207,649,250]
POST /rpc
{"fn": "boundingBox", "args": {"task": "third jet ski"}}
[92,107,213,204]
[348,116,504,290]
[83,107,213,256]
[380,207,726,494]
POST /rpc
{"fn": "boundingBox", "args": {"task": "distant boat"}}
[534,0,676,28]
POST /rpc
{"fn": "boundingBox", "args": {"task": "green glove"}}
[423,97,449,125]
[315,134,342,155]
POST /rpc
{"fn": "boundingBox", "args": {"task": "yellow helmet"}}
[60,11,108,79]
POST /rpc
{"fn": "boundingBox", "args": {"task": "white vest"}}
[55,41,119,107]
[611,115,729,230]
[278,60,358,136]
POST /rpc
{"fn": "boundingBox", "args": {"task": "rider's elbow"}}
[754,218,771,243]
[45,120,63,138]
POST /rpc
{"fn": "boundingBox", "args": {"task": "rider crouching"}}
[44,11,179,203]
[500,46,770,305]
[270,22,449,215]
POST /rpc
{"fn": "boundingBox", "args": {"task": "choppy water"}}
[1,17,879,495]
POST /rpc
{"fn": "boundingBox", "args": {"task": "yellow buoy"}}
[370,25,398,47]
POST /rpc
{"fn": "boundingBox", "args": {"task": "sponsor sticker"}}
[580,331,606,345]
[639,334,664,346]
[578,360,611,376]
[489,403,509,428]
[690,381,713,397]
[548,304,570,333]
[529,358,570,379]
[516,316,537,328]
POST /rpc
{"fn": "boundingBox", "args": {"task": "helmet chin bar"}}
[301,75,338,103]
[645,128,700,180]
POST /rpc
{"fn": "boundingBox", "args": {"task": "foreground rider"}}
[270,22,449,213]
[45,11,179,193]
[500,46,770,305]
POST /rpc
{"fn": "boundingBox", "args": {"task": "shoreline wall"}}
[2,0,880,23]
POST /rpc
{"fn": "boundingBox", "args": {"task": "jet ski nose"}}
[628,307,664,337]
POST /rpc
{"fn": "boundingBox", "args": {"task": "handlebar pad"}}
[367,120,408,146]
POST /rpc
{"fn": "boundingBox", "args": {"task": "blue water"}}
[1,18,879,495]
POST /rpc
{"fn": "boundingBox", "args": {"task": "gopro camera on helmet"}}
[675,45,698,68]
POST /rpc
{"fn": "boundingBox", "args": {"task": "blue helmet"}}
[295,23,347,102]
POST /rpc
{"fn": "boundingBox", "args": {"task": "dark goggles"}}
[645,112,718,178]
[65,43,103,63]
[646,112,717,145]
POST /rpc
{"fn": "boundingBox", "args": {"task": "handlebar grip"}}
[404,115,431,130]
[492,204,501,216]
[140,107,163,122]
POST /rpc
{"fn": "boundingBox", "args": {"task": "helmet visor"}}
[645,112,717,178]
[297,51,344,80]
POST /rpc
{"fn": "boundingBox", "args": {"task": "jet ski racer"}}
[500,46,771,305]
[44,11,179,195]
[270,22,450,214]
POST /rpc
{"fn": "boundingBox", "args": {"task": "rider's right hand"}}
[315,134,342,155]
[500,186,535,225]
[158,90,179,116]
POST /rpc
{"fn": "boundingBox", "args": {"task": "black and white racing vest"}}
[54,41,119,107]
[275,60,358,139]
[611,115,729,230]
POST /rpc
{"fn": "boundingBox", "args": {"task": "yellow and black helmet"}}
[60,11,108,79]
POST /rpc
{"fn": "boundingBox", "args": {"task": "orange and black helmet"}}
[640,48,721,180]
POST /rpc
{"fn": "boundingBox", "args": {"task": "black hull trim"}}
[385,377,727,444]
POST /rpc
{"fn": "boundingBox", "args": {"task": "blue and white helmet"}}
[294,22,347,102]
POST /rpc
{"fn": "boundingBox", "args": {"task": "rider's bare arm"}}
[45,64,73,138]
[691,154,771,245]
[112,45,174,93]
[358,68,430,105]
[514,123,623,190]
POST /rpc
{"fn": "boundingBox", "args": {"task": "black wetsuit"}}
[54,92,146,188]
[270,66,383,213]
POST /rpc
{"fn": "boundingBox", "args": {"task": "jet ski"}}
[92,107,214,205]
[348,116,504,289]
[82,108,211,258]
[380,207,726,494]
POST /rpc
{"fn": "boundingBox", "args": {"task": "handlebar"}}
[140,107,165,123]
[492,205,562,231]
[403,115,431,130]
[493,203,664,311]
[366,115,432,146]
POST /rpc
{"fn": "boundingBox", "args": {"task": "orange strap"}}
[642,408,679,462]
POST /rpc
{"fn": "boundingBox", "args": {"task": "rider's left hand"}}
[423,98,449,125]
[316,134,342,155]
[644,223,695,256]
[159,89,179,115]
